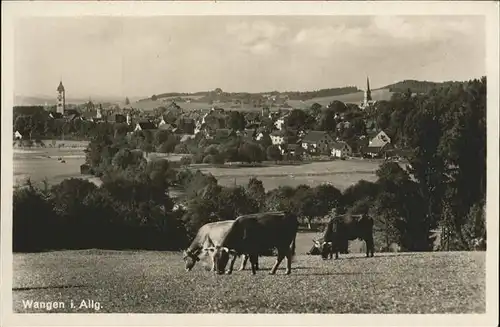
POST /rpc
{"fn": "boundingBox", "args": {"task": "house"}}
[237,129,256,141]
[211,106,224,113]
[48,112,64,119]
[331,141,353,158]
[180,134,195,143]
[369,130,391,147]
[158,121,176,131]
[274,114,289,130]
[361,143,394,158]
[134,121,157,132]
[256,130,269,142]
[113,114,127,124]
[14,130,23,140]
[301,131,335,154]
[270,130,286,145]
[282,143,303,156]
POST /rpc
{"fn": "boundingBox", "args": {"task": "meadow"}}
[128,89,393,112]
[13,143,383,191]
[198,159,385,191]
[12,231,485,313]
[13,143,97,187]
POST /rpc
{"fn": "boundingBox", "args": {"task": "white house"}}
[301,131,335,154]
[369,130,391,147]
[274,114,289,130]
[134,121,157,132]
[270,131,286,145]
[331,141,353,158]
[14,130,23,140]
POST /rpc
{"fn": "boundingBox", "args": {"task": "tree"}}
[155,130,172,147]
[227,111,246,131]
[112,148,136,170]
[246,177,266,211]
[316,108,337,132]
[327,100,348,114]
[266,145,282,162]
[159,135,179,154]
[151,94,158,101]
[238,142,264,163]
[285,109,310,130]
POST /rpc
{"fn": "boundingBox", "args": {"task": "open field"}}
[13,232,485,313]
[128,89,393,112]
[13,146,384,191]
[198,159,385,191]
[13,147,92,187]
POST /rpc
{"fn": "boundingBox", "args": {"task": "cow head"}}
[204,246,237,274]
[183,250,200,272]
[311,239,333,260]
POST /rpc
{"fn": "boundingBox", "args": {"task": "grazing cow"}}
[182,220,257,272]
[205,211,298,275]
[310,213,375,260]
[307,239,349,255]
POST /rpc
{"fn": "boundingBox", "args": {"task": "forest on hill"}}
[380,80,464,94]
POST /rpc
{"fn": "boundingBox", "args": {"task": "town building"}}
[301,131,335,154]
[270,130,286,145]
[331,141,353,158]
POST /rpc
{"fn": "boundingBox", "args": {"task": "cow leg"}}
[249,254,258,275]
[225,254,238,275]
[285,251,292,275]
[255,257,259,271]
[269,252,285,275]
[365,236,375,257]
[238,255,248,271]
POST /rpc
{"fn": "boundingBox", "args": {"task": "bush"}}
[180,156,192,166]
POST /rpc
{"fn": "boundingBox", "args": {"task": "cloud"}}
[225,20,290,55]
[372,16,477,41]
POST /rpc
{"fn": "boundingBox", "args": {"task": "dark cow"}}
[182,220,257,272]
[204,211,298,275]
[310,213,374,260]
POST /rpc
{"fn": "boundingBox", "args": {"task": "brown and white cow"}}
[205,211,298,275]
[182,220,257,272]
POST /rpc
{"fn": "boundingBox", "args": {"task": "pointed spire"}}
[366,76,372,102]
[57,80,65,92]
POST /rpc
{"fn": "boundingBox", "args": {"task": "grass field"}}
[13,147,92,187]
[12,232,485,313]
[128,89,394,112]
[13,146,383,191]
[198,159,384,191]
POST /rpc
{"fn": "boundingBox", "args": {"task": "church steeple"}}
[365,76,372,102]
[56,80,65,114]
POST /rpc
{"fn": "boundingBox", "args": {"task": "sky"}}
[14,15,485,99]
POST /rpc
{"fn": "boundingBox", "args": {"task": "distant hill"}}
[14,95,137,107]
[378,80,463,94]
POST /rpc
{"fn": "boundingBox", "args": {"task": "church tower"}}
[364,76,372,104]
[57,80,65,114]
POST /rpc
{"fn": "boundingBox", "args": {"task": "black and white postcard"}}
[1,1,499,326]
